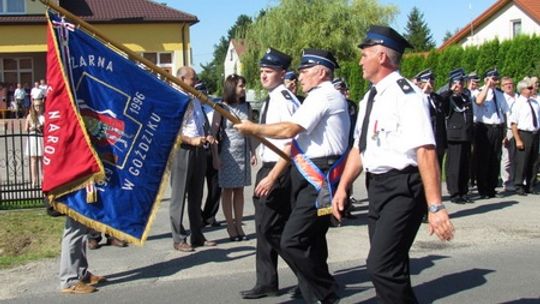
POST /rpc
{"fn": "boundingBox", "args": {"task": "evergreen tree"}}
[442,31,454,43]
[403,7,435,52]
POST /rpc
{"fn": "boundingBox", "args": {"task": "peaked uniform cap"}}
[298,48,339,71]
[484,68,500,78]
[259,47,292,70]
[358,25,413,54]
[414,68,434,81]
[284,71,298,80]
[449,68,466,82]
[468,71,480,81]
[332,77,348,89]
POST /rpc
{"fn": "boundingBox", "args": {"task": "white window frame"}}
[0,0,26,14]
[1,57,34,84]
[142,51,173,70]
[511,19,522,38]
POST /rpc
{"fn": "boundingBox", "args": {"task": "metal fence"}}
[0,118,45,209]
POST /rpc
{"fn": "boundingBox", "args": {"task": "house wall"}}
[459,3,540,47]
[224,41,241,78]
[0,22,192,81]
[27,0,46,14]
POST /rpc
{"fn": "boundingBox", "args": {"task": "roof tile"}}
[0,0,198,24]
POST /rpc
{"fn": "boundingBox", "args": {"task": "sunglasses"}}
[526,86,534,90]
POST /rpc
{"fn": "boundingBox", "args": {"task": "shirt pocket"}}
[373,115,399,146]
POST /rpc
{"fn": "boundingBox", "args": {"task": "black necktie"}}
[260,96,270,124]
[492,90,502,121]
[528,99,538,129]
[358,87,377,152]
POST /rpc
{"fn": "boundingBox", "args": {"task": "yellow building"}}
[0,0,198,87]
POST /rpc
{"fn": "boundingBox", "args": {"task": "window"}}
[1,57,33,85]
[142,52,173,74]
[230,49,234,61]
[0,0,25,14]
[511,19,522,37]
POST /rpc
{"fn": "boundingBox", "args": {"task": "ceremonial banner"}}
[46,10,190,245]
[43,13,104,195]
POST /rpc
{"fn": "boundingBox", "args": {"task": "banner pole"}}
[39,0,290,161]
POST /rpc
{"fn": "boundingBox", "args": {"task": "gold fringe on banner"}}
[52,202,141,245]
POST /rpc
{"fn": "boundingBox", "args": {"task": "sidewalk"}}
[2,171,540,302]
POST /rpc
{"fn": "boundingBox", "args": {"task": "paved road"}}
[2,171,540,303]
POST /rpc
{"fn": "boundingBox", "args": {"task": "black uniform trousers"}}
[474,123,504,196]
[366,166,426,304]
[513,130,540,192]
[201,148,221,224]
[252,162,292,289]
[280,157,338,303]
[169,144,206,245]
[445,141,471,197]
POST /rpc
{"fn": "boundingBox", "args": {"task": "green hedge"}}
[338,35,540,101]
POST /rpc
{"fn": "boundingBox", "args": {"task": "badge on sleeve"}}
[397,78,414,94]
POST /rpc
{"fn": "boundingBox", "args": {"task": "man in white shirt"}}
[13,82,26,118]
[473,68,509,198]
[332,25,454,303]
[236,48,348,304]
[500,76,517,192]
[240,48,301,300]
[31,81,44,103]
[169,67,216,252]
[510,79,539,195]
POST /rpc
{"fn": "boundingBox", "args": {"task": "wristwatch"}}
[428,203,446,213]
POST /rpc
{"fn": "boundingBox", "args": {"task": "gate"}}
[0,118,45,209]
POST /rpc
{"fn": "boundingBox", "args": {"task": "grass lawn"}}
[0,209,65,269]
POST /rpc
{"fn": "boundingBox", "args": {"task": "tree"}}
[241,0,398,91]
[403,7,435,52]
[442,28,460,44]
[198,15,253,95]
[442,31,454,43]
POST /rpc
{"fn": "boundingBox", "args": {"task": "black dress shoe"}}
[516,188,527,196]
[451,196,466,204]
[240,286,279,299]
[478,194,489,200]
[462,195,474,204]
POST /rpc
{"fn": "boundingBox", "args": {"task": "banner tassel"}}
[86,181,98,203]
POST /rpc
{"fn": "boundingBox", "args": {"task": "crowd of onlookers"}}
[411,68,540,202]
[0,80,49,119]
[1,80,49,188]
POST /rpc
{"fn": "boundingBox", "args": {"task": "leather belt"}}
[309,155,340,166]
[475,122,504,128]
[367,165,418,181]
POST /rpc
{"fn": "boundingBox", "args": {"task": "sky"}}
[167,0,497,71]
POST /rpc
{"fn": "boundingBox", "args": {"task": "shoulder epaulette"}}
[281,90,293,100]
[397,78,414,94]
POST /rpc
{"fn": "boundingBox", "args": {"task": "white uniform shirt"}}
[354,71,435,174]
[473,88,509,124]
[31,87,44,100]
[509,95,540,132]
[202,103,214,126]
[259,84,300,162]
[181,98,206,138]
[503,92,517,129]
[14,88,26,100]
[291,81,349,158]
[39,84,49,97]
[470,88,480,99]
